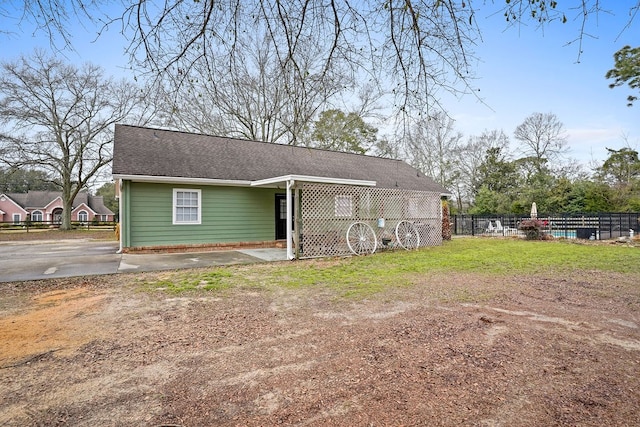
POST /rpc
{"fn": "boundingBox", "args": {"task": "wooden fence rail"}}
[0,220,117,232]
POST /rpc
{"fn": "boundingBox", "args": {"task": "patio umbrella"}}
[530,202,538,219]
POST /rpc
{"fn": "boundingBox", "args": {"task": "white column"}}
[117,180,123,254]
[286,179,295,260]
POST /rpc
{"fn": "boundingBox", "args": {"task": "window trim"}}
[173,188,202,225]
[78,210,88,223]
[31,210,43,222]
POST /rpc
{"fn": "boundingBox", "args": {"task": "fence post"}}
[471,215,475,236]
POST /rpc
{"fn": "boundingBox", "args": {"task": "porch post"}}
[286,179,295,260]
[117,180,124,253]
[294,186,300,258]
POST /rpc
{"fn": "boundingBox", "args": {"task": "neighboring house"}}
[112,124,450,258]
[0,191,115,224]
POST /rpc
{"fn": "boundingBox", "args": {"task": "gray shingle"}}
[112,124,450,194]
[88,195,114,215]
[5,191,114,215]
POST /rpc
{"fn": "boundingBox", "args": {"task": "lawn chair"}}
[485,221,495,234]
[495,220,504,235]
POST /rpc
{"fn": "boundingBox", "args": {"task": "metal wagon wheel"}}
[395,220,420,250]
[346,221,377,256]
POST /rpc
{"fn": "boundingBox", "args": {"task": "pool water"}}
[549,230,577,239]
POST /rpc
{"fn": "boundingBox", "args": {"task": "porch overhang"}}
[113,174,252,187]
[250,175,376,261]
[250,174,376,187]
[112,173,377,188]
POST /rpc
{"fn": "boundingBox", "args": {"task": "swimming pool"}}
[549,230,577,239]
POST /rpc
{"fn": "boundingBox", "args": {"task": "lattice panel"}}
[297,183,442,258]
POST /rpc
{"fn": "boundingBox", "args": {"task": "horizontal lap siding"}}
[127,182,278,247]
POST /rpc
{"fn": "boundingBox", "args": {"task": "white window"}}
[12,213,21,224]
[334,195,353,217]
[173,189,201,224]
[279,198,287,220]
[31,211,43,222]
[78,211,88,222]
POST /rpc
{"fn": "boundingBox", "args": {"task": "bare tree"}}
[403,111,464,189]
[0,0,102,50]
[0,51,148,230]
[127,1,478,119]
[454,129,511,211]
[5,1,638,124]
[2,1,478,124]
[514,112,568,174]
[155,26,351,145]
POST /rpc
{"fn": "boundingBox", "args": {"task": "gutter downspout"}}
[116,180,123,254]
[286,179,295,260]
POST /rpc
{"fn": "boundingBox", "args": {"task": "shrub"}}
[518,219,546,240]
[442,201,452,241]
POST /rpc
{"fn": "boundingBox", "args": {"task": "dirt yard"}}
[1,244,639,425]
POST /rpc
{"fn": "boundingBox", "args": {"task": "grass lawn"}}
[138,237,640,297]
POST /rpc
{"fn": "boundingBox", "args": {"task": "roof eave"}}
[114,174,377,188]
[251,174,376,187]
[113,174,253,187]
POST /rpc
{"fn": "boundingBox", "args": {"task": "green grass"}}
[137,238,640,297]
[138,269,236,293]
[390,238,640,274]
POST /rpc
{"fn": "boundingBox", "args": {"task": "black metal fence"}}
[451,213,640,240]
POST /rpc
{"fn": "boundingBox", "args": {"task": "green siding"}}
[123,181,282,248]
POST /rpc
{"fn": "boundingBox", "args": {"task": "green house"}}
[112,125,449,259]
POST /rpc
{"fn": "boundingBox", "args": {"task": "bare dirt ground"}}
[1,236,639,426]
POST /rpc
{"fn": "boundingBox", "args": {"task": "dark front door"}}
[52,208,63,224]
[275,194,289,240]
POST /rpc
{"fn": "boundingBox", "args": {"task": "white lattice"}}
[296,183,442,258]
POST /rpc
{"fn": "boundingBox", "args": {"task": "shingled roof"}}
[4,191,114,215]
[112,124,450,194]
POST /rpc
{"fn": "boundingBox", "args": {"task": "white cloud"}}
[565,127,632,164]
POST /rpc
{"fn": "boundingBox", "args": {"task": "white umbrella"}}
[530,202,538,219]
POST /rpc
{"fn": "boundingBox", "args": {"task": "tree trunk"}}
[60,193,73,230]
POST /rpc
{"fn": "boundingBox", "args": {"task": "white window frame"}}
[173,188,201,225]
[31,210,43,222]
[12,213,21,224]
[334,195,353,217]
[78,210,88,223]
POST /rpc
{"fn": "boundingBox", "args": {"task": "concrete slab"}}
[237,248,289,262]
[0,241,289,282]
[119,249,288,273]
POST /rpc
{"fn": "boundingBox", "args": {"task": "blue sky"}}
[1,2,638,168]
[444,2,639,167]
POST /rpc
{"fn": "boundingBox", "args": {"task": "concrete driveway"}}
[0,240,288,283]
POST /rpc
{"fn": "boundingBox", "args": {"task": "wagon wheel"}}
[346,222,377,256]
[395,220,420,250]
